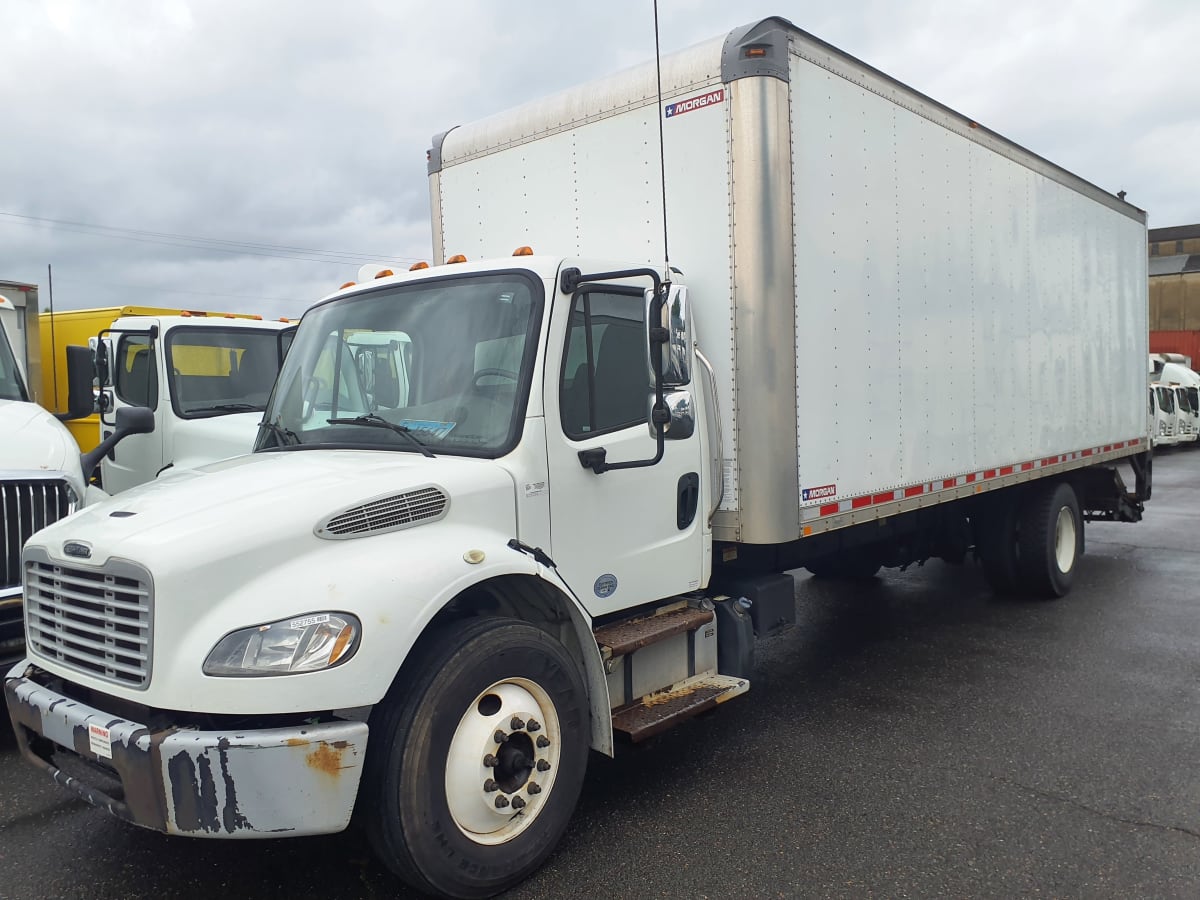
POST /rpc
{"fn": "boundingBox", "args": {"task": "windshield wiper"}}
[326,413,436,458]
[190,402,264,417]
[258,419,301,446]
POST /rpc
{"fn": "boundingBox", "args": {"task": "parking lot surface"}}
[3,449,1199,898]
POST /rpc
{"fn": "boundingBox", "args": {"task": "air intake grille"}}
[24,556,153,689]
[2,478,76,594]
[317,486,449,539]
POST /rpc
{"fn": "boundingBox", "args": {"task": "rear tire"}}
[1017,481,1082,598]
[975,500,1021,594]
[362,617,589,898]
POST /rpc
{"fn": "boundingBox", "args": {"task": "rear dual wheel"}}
[363,617,589,899]
[976,481,1082,599]
[1017,481,1082,598]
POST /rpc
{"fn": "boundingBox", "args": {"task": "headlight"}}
[203,612,361,677]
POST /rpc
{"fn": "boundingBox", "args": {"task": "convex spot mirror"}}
[644,283,692,389]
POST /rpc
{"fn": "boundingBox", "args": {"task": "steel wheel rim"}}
[444,677,561,845]
[1054,505,1077,573]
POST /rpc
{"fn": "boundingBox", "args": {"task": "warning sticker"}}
[88,723,112,759]
[664,88,725,119]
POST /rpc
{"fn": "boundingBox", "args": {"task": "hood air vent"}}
[316,486,449,540]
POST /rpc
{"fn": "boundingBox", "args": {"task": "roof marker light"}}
[375,269,394,279]
[410,261,429,271]
[340,281,356,290]
[447,254,468,264]
[513,246,534,256]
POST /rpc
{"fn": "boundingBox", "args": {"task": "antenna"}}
[653,0,671,285]
[47,263,59,409]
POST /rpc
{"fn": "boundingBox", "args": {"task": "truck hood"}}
[165,411,261,473]
[32,449,516,567]
[0,399,83,481]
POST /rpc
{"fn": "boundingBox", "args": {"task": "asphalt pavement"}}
[3,448,1200,898]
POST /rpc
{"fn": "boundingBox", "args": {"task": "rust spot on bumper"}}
[306,741,349,776]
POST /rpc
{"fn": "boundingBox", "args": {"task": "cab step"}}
[593,604,713,657]
[611,673,749,743]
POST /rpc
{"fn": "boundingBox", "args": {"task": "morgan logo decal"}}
[63,541,92,559]
[802,484,837,502]
[664,89,724,118]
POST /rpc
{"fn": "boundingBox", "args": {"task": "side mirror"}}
[63,345,97,421]
[80,406,155,483]
[93,336,111,387]
[647,389,696,440]
[644,284,693,388]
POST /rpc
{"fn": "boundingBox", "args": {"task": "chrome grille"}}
[23,555,153,689]
[317,486,449,539]
[2,478,76,593]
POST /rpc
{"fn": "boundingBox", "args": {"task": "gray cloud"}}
[1,0,1195,319]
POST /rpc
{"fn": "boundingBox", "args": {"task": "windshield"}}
[256,272,542,457]
[166,326,288,418]
[0,319,29,401]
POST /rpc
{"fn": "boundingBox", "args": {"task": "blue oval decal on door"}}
[593,574,618,599]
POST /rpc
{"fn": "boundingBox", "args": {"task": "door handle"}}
[677,472,699,529]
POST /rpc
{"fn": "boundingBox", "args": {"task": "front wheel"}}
[363,617,589,898]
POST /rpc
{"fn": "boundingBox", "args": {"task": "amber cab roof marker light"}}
[409,261,430,271]
[447,254,468,264]
[513,246,534,256]
[374,269,394,279]
[339,281,356,290]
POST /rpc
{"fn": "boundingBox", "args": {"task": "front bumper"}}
[4,663,369,838]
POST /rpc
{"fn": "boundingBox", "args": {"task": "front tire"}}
[363,617,589,898]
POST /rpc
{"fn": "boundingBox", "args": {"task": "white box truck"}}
[1,282,151,668]
[93,313,295,493]
[5,18,1150,898]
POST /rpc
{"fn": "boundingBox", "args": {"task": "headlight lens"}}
[203,612,361,677]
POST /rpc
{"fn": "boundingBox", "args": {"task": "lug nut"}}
[483,754,499,767]
[511,795,526,810]
[484,779,498,792]
[536,760,551,772]
[526,718,541,732]
[510,716,526,730]
[494,795,510,809]
[536,735,550,748]
[493,730,509,744]
[527,782,541,795]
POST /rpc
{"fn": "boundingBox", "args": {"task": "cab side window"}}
[559,290,646,438]
[115,335,158,409]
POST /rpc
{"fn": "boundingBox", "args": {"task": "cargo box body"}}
[431,17,1148,546]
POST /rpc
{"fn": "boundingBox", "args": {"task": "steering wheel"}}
[471,368,519,387]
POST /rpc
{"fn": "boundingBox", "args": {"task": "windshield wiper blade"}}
[191,402,263,416]
[259,419,301,446]
[326,413,436,458]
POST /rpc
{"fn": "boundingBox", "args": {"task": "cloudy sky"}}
[2,0,1197,320]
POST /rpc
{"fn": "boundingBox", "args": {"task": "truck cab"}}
[1151,382,1178,446]
[1,290,152,667]
[98,315,294,492]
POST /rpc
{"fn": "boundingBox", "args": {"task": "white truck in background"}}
[7,18,1150,899]
[0,282,151,668]
[95,314,294,492]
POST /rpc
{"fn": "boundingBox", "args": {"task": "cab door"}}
[99,328,165,493]
[544,278,705,617]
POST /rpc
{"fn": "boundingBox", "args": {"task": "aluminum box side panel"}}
[791,50,1147,514]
